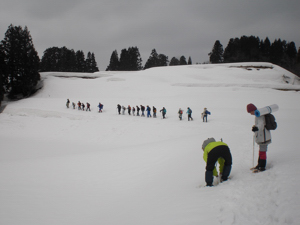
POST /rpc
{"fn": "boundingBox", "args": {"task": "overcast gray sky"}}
[0,0,299,70]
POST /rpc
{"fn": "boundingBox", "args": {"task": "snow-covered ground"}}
[0,62,300,225]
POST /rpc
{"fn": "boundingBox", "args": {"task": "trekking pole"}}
[215,161,220,185]
[252,133,255,168]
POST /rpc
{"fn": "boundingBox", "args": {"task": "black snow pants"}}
[205,145,232,186]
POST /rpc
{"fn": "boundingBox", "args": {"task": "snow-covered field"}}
[1,62,300,225]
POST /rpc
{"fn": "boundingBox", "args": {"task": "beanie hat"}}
[202,138,216,150]
[247,103,257,113]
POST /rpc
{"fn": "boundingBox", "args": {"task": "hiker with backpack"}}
[98,103,103,112]
[140,105,145,117]
[136,105,140,116]
[202,108,210,122]
[86,102,91,111]
[146,105,152,118]
[128,105,131,115]
[117,104,121,115]
[178,108,183,120]
[122,106,126,115]
[160,107,167,119]
[187,107,193,121]
[247,103,278,173]
[153,106,157,118]
[66,99,70,108]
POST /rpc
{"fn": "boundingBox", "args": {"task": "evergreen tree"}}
[285,42,297,65]
[128,47,142,71]
[293,47,300,76]
[270,39,284,66]
[85,52,99,72]
[241,36,260,62]
[157,54,169,67]
[75,50,86,72]
[209,40,224,63]
[119,47,142,71]
[0,73,3,104]
[106,50,120,71]
[0,25,40,99]
[223,38,240,63]
[188,56,192,65]
[90,53,99,72]
[60,47,76,72]
[144,49,159,69]
[0,48,5,103]
[169,57,180,66]
[259,37,271,62]
[144,49,168,69]
[119,48,130,71]
[179,56,187,65]
[40,47,60,71]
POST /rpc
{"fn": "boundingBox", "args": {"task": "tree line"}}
[1,24,299,104]
[209,36,300,73]
[40,47,99,73]
[0,25,99,102]
[106,48,192,71]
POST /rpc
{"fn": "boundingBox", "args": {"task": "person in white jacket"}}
[247,103,271,172]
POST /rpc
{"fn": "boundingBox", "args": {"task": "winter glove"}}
[252,126,258,132]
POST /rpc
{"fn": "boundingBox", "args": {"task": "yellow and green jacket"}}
[203,141,228,176]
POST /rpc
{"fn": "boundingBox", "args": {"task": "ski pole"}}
[215,161,220,185]
[253,133,255,168]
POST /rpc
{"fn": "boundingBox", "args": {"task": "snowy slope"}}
[0,63,300,225]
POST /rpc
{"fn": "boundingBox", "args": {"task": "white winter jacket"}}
[254,116,271,144]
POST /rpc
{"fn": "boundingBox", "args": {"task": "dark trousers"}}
[205,145,232,186]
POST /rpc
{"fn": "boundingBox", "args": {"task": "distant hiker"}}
[153,106,157,118]
[86,102,91,111]
[146,105,152,118]
[202,138,232,187]
[72,102,76,109]
[140,105,145,117]
[132,107,136,116]
[122,106,126,115]
[160,107,167,119]
[202,108,210,122]
[82,103,85,111]
[98,103,103,112]
[178,108,183,120]
[187,107,193,121]
[128,105,131,115]
[247,103,276,172]
[136,105,140,116]
[66,99,70,108]
[77,101,81,110]
[117,104,121,114]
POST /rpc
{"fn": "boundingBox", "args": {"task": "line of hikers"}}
[67,99,210,121]
[117,105,167,119]
[66,99,104,113]
[117,104,210,121]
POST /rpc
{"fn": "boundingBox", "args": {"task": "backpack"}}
[264,114,277,130]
